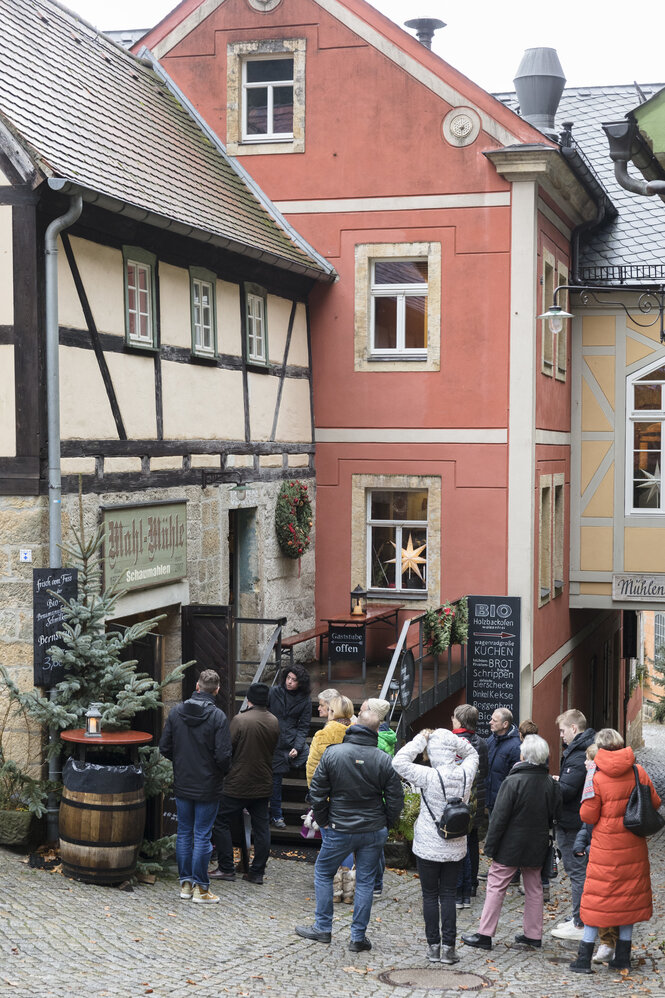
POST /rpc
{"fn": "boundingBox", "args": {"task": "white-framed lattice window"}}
[123,246,156,349]
[626,357,665,513]
[190,267,217,357]
[655,612,665,654]
[540,472,565,604]
[539,476,552,605]
[355,242,441,372]
[370,259,428,357]
[541,249,555,376]
[555,262,568,381]
[245,284,268,364]
[243,56,294,141]
[226,39,306,156]
[367,489,428,595]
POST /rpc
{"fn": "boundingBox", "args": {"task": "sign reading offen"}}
[102,501,187,593]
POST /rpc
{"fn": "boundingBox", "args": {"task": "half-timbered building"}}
[0,0,334,756]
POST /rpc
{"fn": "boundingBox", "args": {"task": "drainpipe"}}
[603,120,665,198]
[44,194,82,843]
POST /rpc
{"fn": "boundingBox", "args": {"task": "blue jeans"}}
[320,825,353,869]
[175,797,219,889]
[314,826,388,940]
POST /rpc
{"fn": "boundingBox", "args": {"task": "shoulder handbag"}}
[422,770,471,840]
[623,765,665,838]
[544,833,560,879]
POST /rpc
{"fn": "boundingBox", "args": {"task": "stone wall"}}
[0,478,317,767]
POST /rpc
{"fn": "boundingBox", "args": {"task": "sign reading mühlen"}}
[467,596,521,738]
[33,567,78,687]
[102,501,187,592]
[612,574,665,601]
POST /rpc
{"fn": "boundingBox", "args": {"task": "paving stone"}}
[0,727,664,996]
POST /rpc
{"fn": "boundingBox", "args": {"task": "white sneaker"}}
[551,920,584,941]
[593,943,614,962]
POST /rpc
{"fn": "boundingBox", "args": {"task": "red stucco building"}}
[137,0,631,752]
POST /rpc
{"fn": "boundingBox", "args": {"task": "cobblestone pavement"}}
[1,729,665,998]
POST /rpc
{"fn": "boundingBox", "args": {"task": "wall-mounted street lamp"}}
[539,285,665,344]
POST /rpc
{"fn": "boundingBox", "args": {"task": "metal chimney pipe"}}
[404,17,446,49]
[514,47,566,139]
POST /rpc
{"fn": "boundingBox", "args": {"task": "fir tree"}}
[0,494,189,847]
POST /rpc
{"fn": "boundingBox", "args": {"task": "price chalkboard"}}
[467,596,521,737]
[33,568,78,687]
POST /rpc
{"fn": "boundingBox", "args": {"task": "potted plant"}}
[386,788,420,869]
[0,752,48,845]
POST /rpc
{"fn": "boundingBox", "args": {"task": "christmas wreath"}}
[275,480,312,559]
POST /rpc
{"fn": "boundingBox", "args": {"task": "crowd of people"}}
[159,669,661,970]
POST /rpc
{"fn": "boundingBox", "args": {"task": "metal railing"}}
[234,615,286,707]
[380,600,467,746]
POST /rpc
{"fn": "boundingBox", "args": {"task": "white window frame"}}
[370,259,428,358]
[123,246,156,349]
[242,55,294,142]
[555,262,568,381]
[246,289,267,364]
[192,278,214,354]
[366,489,428,596]
[354,242,441,372]
[226,39,306,156]
[626,357,665,514]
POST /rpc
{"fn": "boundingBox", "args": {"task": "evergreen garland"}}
[451,597,469,645]
[275,480,312,559]
[423,605,455,655]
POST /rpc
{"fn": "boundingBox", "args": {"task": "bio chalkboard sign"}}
[328,624,365,664]
[467,596,521,737]
[33,568,78,687]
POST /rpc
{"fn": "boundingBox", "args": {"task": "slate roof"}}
[495,84,665,282]
[0,0,332,280]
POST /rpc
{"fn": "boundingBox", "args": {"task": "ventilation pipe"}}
[513,47,566,140]
[404,17,446,49]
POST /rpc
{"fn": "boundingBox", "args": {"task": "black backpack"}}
[422,769,471,840]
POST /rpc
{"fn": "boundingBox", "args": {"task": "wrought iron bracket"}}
[553,283,665,343]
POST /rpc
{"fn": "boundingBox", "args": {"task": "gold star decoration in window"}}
[386,533,427,580]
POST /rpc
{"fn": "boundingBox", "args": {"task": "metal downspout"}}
[44,195,82,843]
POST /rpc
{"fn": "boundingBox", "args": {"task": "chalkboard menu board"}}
[328,624,365,664]
[33,568,78,687]
[467,596,521,737]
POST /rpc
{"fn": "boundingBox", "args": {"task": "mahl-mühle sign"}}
[612,574,665,601]
[102,500,187,592]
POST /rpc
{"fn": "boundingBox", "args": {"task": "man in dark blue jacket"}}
[159,669,232,904]
[485,708,521,811]
[295,710,404,951]
[550,709,596,940]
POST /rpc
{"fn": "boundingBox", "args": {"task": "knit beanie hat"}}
[247,683,270,707]
[366,698,390,721]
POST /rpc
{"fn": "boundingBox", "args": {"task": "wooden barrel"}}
[59,758,146,884]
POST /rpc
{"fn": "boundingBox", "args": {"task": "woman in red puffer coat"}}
[569,728,661,975]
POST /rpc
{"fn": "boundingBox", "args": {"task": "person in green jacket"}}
[361,698,395,896]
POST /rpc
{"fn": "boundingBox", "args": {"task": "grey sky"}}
[64,0,665,94]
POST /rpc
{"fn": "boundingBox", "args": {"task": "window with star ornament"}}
[367,489,427,593]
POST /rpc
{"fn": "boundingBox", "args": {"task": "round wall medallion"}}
[247,0,282,11]
[442,106,481,147]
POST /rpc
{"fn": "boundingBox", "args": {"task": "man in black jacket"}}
[210,682,279,885]
[159,669,232,904]
[295,710,404,951]
[550,709,596,940]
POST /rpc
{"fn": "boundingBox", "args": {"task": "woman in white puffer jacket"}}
[393,729,479,965]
